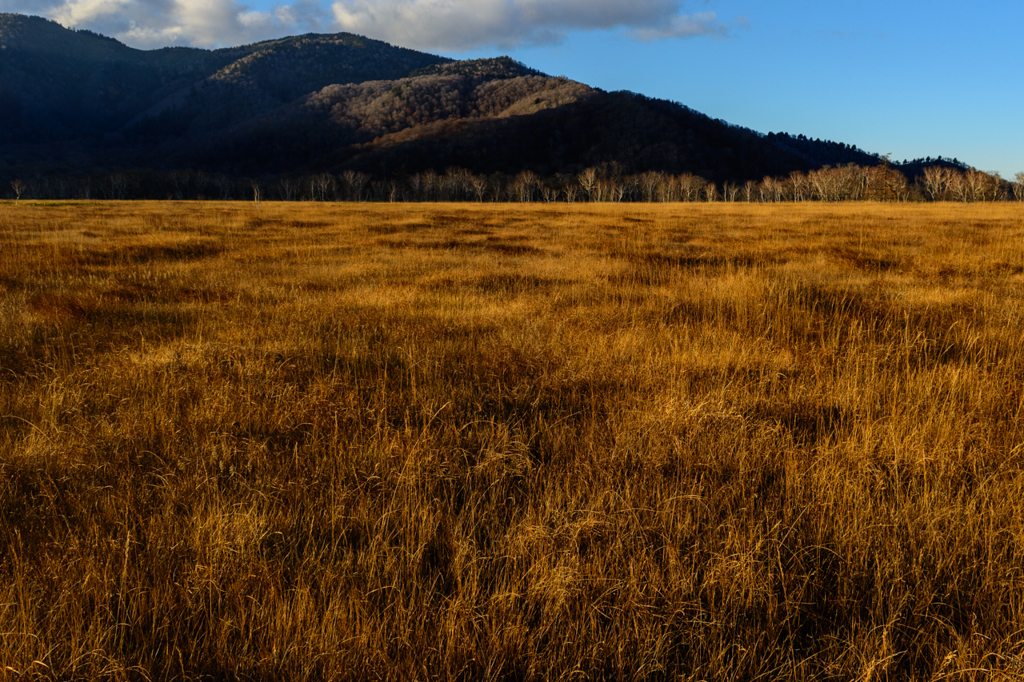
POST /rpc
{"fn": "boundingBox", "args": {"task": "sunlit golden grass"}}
[2,200,1024,681]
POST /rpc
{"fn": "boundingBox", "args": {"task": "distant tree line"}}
[6,164,1024,203]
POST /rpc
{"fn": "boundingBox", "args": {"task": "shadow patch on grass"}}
[484,242,544,256]
[664,300,723,326]
[380,239,544,255]
[427,274,569,294]
[107,283,237,305]
[427,213,483,229]
[611,251,775,286]
[473,274,569,294]
[28,292,100,321]
[62,241,224,267]
[750,398,847,446]
[791,284,876,320]
[829,247,903,272]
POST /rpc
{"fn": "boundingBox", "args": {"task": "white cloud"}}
[0,0,732,50]
[631,11,725,41]
[100,0,249,47]
[331,0,730,51]
[50,0,133,26]
[0,0,328,49]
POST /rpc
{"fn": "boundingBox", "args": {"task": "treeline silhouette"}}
[7,163,1022,203]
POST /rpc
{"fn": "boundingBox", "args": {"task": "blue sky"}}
[6,0,1021,178]
[477,1,1024,178]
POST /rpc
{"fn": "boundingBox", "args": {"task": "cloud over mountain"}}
[331,0,728,51]
[0,0,728,50]
[0,0,328,48]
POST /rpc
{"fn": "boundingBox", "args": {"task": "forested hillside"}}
[1,12,1002,197]
[0,14,448,147]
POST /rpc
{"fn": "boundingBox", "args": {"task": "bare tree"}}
[947,170,969,202]
[679,174,703,202]
[921,166,951,201]
[809,167,840,202]
[312,173,336,202]
[613,180,627,202]
[341,170,370,201]
[620,175,638,202]
[563,183,579,203]
[512,171,539,202]
[10,179,25,203]
[578,168,598,201]
[788,171,809,201]
[984,172,1006,202]
[638,172,663,202]
[446,171,466,201]
[658,176,680,202]
[837,164,865,201]
[541,185,560,203]
[408,174,422,201]
[723,182,739,202]
[1015,172,1024,201]
[251,180,261,207]
[888,170,910,202]
[591,178,622,202]
[421,170,439,201]
[743,180,756,203]
[279,177,299,201]
[964,169,987,202]
[471,175,489,202]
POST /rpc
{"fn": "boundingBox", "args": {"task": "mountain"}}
[0,14,447,144]
[0,13,944,186]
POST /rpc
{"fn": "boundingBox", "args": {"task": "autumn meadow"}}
[2,200,1024,681]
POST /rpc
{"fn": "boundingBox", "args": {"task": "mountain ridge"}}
[0,13,973,187]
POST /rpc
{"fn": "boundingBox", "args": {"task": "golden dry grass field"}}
[2,201,1024,681]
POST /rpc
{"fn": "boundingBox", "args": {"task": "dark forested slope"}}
[0,14,448,146]
[1,13,946,185]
